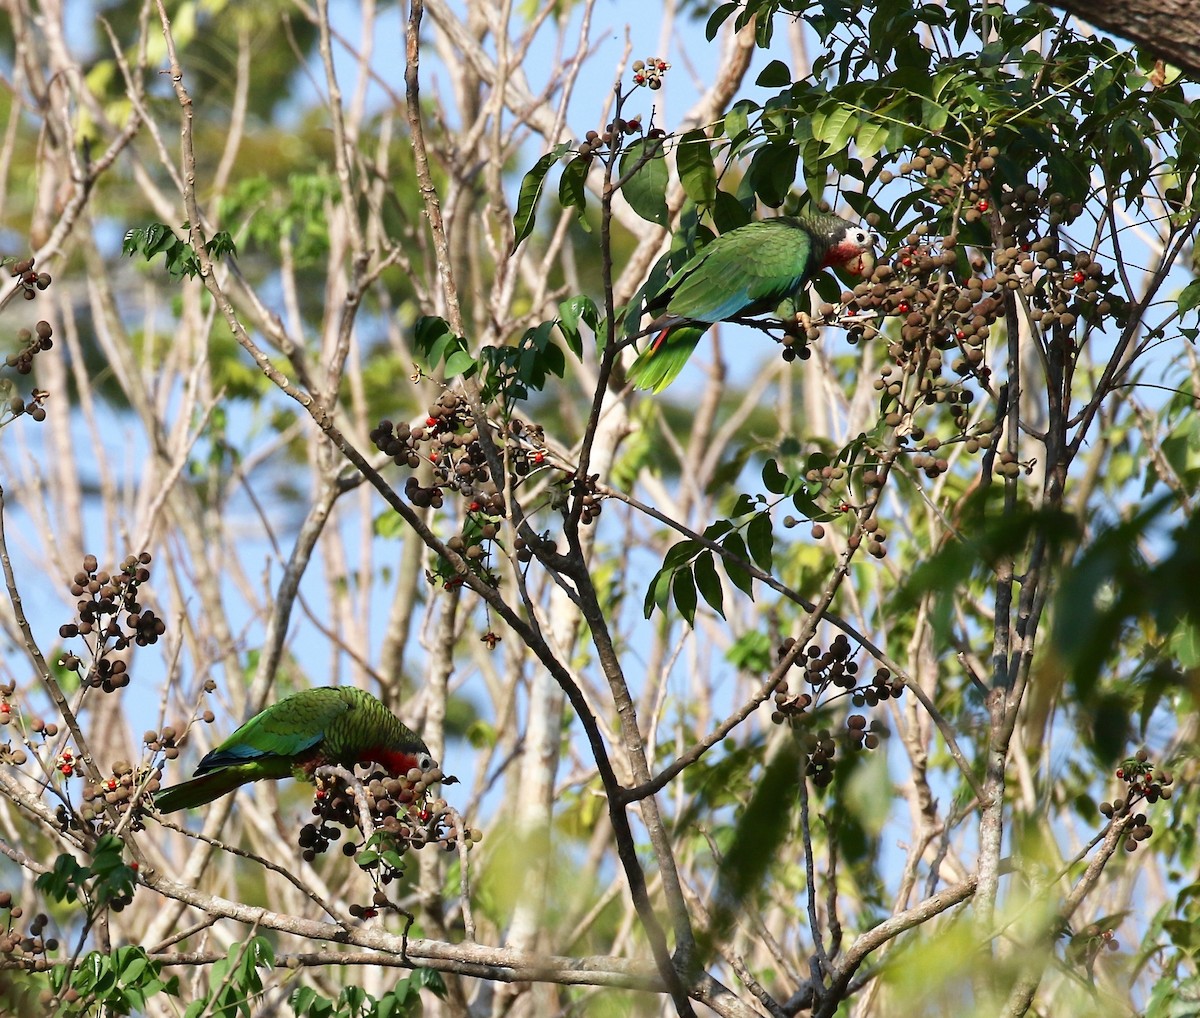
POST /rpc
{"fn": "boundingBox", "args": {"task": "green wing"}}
[664,219,815,323]
[194,687,353,773]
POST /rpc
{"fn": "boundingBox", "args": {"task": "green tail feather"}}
[154,758,294,813]
[627,325,708,393]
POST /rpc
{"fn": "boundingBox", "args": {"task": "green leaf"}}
[673,565,698,625]
[721,532,756,597]
[693,550,725,618]
[643,566,675,619]
[557,294,600,359]
[706,2,737,41]
[854,118,890,159]
[677,130,717,206]
[701,739,802,960]
[620,138,669,225]
[663,538,701,569]
[1178,278,1200,314]
[756,59,792,87]
[443,348,476,379]
[557,155,590,229]
[811,104,856,149]
[747,513,774,571]
[712,190,752,232]
[762,458,788,494]
[723,105,749,144]
[512,143,570,250]
[746,143,798,208]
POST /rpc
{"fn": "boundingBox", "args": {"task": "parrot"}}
[626,212,877,393]
[154,686,433,813]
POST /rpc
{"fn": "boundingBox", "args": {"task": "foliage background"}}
[0,0,1195,1016]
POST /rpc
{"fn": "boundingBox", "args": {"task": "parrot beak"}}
[848,249,875,278]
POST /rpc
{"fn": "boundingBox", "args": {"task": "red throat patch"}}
[367,748,424,775]
[822,237,874,270]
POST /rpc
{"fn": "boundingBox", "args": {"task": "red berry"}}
[1073,271,1085,284]
[977,200,989,212]
[426,417,437,427]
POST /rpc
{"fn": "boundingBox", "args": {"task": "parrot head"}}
[818,221,878,273]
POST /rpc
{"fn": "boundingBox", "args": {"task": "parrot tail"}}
[627,324,708,393]
[154,758,292,813]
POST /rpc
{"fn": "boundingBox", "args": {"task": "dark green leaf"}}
[756,59,792,88]
[663,539,701,569]
[722,532,756,597]
[762,458,788,494]
[644,566,674,619]
[693,551,725,618]
[673,565,698,625]
[558,155,590,229]
[512,143,570,250]
[747,513,774,571]
[700,739,802,961]
[557,294,600,359]
[746,142,798,208]
[620,138,669,225]
[677,130,717,206]
[706,2,737,41]
[1178,278,1200,314]
[712,190,752,232]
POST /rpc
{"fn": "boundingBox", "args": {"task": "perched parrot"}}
[154,686,432,813]
[627,212,877,393]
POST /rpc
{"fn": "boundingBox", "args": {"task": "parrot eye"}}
[417,752,436,772]
[849,228,875,247]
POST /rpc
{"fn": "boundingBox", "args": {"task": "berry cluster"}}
[301,762,478,918]
[372,393,545,501]
[6,320,53,378]
[993,186,1120,334]
[577,115,654,159]
[0,899,58,960]
[831,230,990,432]
[79,759,161,828]
[143,722,190,762]
[631,56,670,90]
[9,257,51,301]
[771,635,899,786]
[58,554,164,691]
[881,147,996,218]
[1099,750,1172,852]
[372,391,601,588]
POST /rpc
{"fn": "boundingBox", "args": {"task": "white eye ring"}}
[417,753,436,771]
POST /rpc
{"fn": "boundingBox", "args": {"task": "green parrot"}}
[627,212,877,393]
[154,686,432,813]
